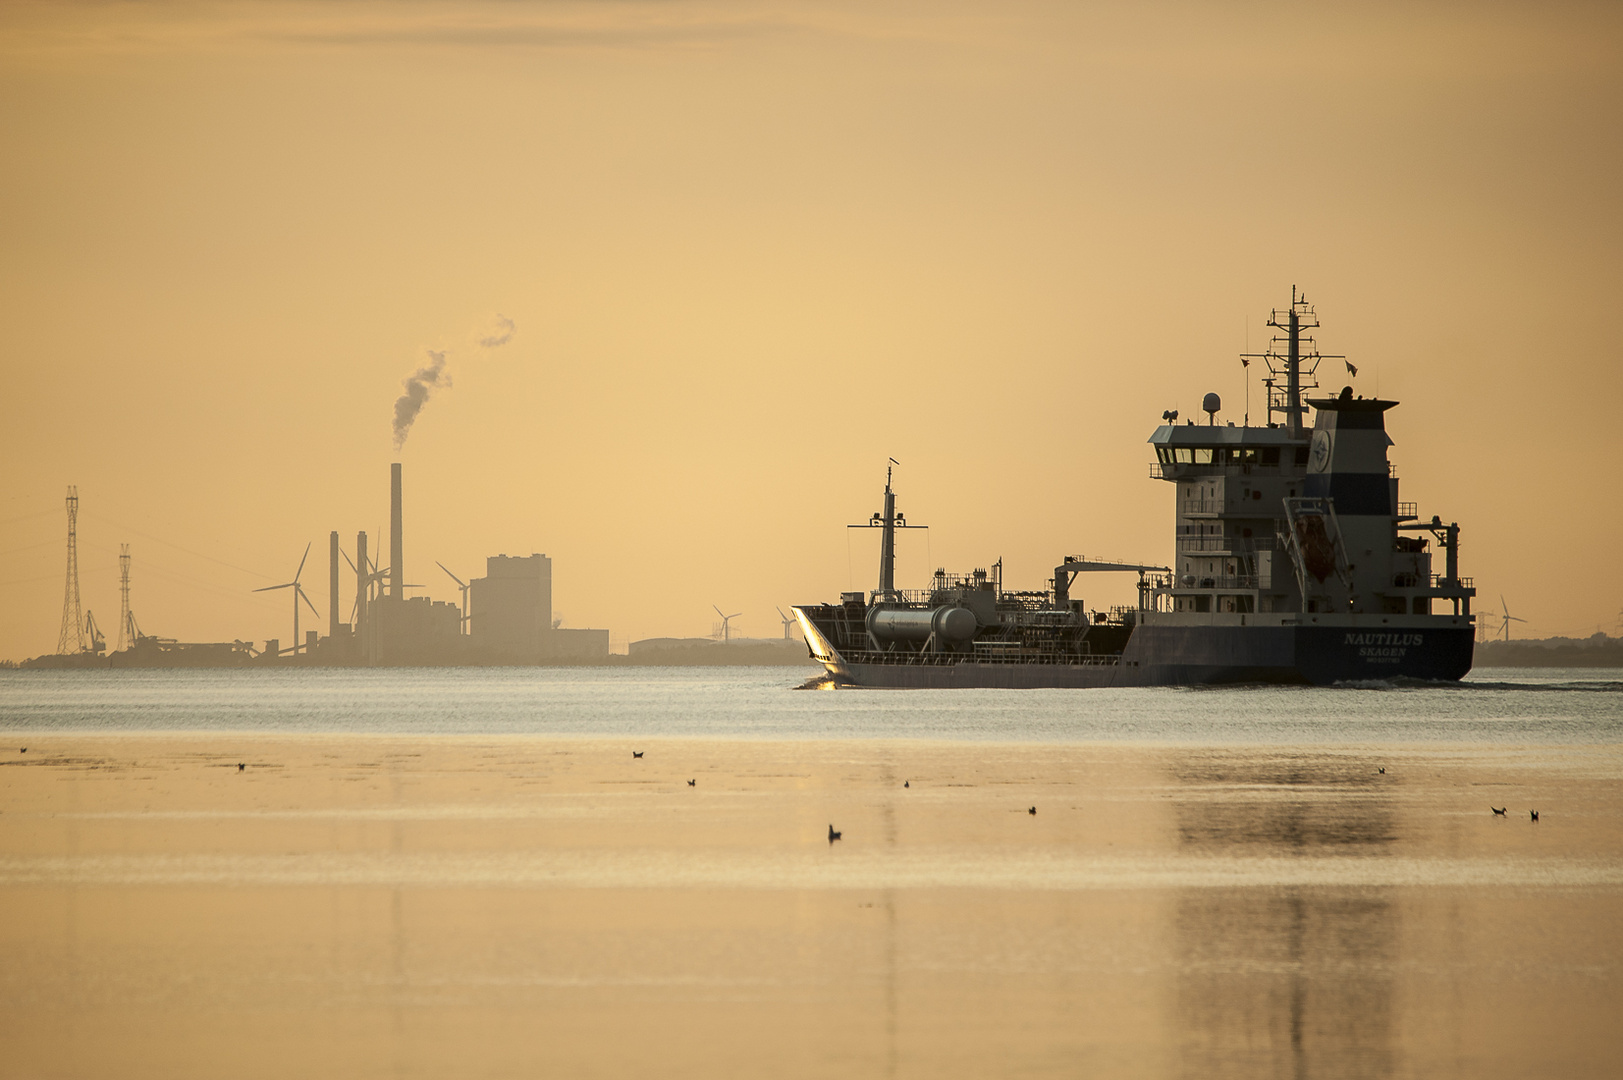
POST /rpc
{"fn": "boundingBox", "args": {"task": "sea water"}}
[3,666,1621,1079]
[2,665,1619,741]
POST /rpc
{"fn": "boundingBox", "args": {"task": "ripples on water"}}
[1,666,1619,741]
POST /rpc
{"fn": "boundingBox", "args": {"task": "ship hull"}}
[823,623,1474,688]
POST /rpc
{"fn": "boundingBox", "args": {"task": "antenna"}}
[57,486,86,655]
[1239,288,1344,436]
[1243,314,1249,425]
[712,605,742,644]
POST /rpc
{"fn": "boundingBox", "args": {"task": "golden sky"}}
[2,0,1620,658]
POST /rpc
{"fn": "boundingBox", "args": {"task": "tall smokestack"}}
[390,463,403,601]
[329,531,340,638]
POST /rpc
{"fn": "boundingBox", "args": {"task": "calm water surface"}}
[1,665,1619,741]
[3,668,1621,1079]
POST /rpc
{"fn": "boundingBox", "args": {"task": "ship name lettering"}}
[1343,632,1424,647]
[1342,631,1423,663]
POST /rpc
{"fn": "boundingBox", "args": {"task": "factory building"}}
[470,553,609,662]
[369,594,462,664]
[346,463,463,665]
[551,625,611,661]
[273,463,609,666]
[471,554,551,660]
[30,463,611,669]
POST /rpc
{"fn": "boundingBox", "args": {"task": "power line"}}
[78,540,283,612]
[0,508,60,528]
[79,510,277,581]
[0,538,69,559]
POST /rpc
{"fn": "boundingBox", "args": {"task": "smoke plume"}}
[391,349,450,450]
[389,316,516,449]
[479,314,516,348]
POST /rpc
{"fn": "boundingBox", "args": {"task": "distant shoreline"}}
[1475,636,1622,668]
[5,643,821,671]
[10,638,1618,671]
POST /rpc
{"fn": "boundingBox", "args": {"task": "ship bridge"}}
[1149,423,1309,476]
[1141,290,1473,623]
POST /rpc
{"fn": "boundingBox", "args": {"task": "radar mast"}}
[1241,286,1343,436]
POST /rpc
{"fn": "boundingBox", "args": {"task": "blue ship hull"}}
[829,623,1474,688]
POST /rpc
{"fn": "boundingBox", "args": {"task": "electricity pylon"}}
[117,544,132,652]
[56,486,86,655]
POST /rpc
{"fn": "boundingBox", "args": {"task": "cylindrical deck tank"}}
[866,605,977,644]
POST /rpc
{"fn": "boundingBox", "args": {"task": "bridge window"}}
[1261,448,1280,465]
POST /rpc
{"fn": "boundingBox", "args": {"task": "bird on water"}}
[1378,767,1386,774]
[1531,809,1539,821]
[828,824,842,842]
[238,763,246,772]
[1491,807,1507,816]
[903,781,909,788]
[687,779,696,787]
[632,751,643,759]
[1028,806,1037,815]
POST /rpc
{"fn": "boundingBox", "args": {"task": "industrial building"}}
[337,463,607,666]
[26,464,611,668]
[470,553,609,662]
[341,463,465,665]
[470,554,551,660]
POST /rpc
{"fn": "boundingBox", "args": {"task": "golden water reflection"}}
[0,738,1617,1079]
[1170,753,1399,1079]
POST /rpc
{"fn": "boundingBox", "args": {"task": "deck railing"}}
[843,649,1121,668]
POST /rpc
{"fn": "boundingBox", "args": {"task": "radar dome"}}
[1202,392,1221,415]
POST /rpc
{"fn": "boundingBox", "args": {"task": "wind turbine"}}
[437,562,471,633]
[777,606,798,640]
[1498,596,1527,642]
[339,545,364,625]
[713,605,742,645]
[254,542,320,657]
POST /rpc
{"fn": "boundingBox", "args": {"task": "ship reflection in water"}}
[1170,754,1399,1079]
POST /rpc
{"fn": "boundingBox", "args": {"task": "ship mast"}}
[878,464,897,600]
[1241,285,1342,435]
[1285,290,1303,436]
[849,460,927,604]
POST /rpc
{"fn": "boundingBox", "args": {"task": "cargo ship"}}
[792,289,1476,687]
